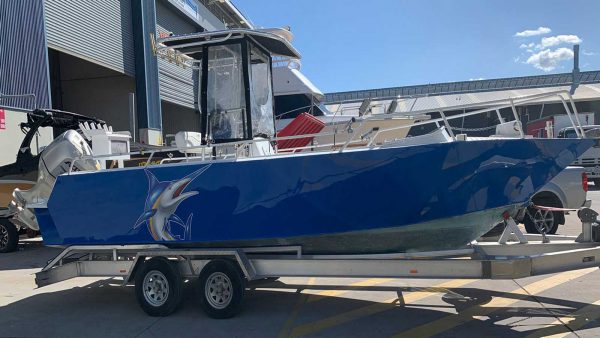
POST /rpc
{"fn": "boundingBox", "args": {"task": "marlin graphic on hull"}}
[134,165,211,241]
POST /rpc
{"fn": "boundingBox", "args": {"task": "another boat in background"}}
[272,52,425,149]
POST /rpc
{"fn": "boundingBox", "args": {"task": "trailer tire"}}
[135,257,183,317]
[198,259,245,319]
[0,218,18,253]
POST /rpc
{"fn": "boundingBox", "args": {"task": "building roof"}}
[324,71,600,104]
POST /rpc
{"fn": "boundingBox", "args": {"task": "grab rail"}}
[65,90,585,174]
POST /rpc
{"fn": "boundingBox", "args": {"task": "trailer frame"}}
[34,210,600,318]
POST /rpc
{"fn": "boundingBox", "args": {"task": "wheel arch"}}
[531,189,565,225]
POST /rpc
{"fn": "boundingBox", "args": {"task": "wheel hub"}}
[532,209,554,233]
[142,270,169,307]
[205,272,232,309]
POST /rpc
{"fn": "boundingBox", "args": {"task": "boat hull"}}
[166,205,520,254]
[34,138,593,254]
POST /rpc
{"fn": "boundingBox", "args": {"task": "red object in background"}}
[0,108,5,130]
[276,112,325,151]
[582,172,588,193]
[526,118,551,137]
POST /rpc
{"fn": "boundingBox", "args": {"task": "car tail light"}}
[582,172,588,192]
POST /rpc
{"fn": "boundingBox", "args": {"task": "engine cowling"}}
[9,130,99,230]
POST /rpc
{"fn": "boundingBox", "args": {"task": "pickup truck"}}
[522,166,590,234]
[486,166,590,236]
[558,126,600,185]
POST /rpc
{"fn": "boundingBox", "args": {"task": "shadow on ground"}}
[1,278,599,337]
[0,242,60,271]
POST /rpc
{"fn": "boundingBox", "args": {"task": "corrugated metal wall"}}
[44,0,135,76]
[0,0,51,109]
[158,60,197,108]
[156,0,198,109]
[156,0,197,36]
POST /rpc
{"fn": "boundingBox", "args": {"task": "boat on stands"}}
[16,29,594,254]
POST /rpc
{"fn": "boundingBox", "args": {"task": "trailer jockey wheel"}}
[135,257,183,317]
[198,259,245,319]
[0,218,18,253]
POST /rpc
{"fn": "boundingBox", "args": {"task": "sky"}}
[233,0,600,93]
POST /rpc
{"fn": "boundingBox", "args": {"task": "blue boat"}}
[28,29,594,254]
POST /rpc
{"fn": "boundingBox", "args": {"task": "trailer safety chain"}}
[525,203,550,243]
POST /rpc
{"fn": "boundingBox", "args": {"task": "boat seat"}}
[380,127,452,148]
[494,121,523,138]
[175,131,203,153]
[276,112,325,152]
[249,137,275,157]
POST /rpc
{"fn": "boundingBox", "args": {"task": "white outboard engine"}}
[9,130,99,231]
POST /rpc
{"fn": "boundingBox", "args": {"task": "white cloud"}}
[515,26,551,37]
[583,50,596,56]
[539,34,582,48]
[469,78,485,81]
[519,42,535,49]
[526,48,574,71]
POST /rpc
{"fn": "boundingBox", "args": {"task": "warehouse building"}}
[0,0,251,158]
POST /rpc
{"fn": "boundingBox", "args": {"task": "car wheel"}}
[0,218,19,253]
[524,207,559,234]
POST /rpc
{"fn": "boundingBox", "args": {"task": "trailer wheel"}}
[0,218,18,253]
[198,259,245,319]
[135,257,183,317]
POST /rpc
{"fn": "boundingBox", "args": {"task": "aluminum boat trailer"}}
[35,209,600,318]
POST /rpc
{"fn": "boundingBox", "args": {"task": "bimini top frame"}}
[158,28,301,59]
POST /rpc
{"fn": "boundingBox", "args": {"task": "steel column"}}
[131,0,162,130]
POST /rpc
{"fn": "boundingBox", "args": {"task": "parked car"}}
[523,166,590,234]
[485,166,590,236]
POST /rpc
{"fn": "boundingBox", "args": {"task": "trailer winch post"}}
[576,208,598,243]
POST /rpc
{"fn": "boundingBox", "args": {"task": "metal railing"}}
[356,89,585,150]
[65,90,585,174]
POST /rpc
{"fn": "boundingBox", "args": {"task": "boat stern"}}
[30,203,61,246]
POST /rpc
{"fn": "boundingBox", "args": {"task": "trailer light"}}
[582,172,588,192]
